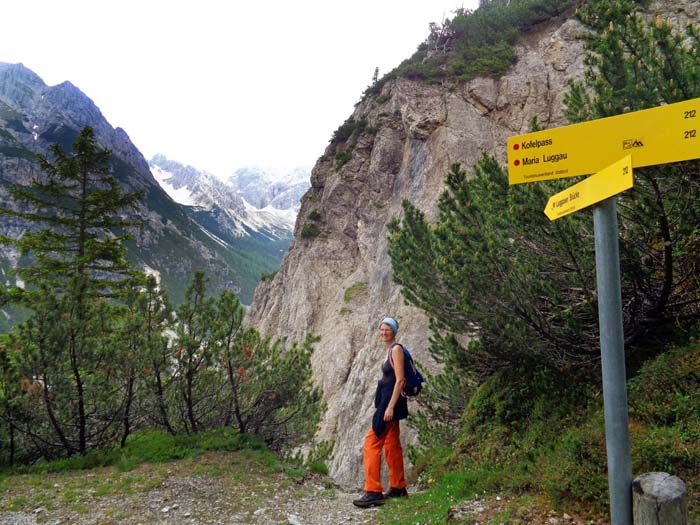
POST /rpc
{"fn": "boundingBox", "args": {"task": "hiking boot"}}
[383,487,409,499]
[352,491,385,508]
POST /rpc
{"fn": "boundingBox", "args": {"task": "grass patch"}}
[260,270,278,282]
[2,428,268,476]
[377,469,500,524]
[307,460,328,476]
[0,430,325,518]
[343,281,367,302]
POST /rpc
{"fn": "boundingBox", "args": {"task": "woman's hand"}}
[384,406,394,422]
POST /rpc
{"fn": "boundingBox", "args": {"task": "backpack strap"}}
[387,343,403,369]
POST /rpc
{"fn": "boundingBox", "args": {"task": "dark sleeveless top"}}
[379,356,395,386]
[371,344,409,438]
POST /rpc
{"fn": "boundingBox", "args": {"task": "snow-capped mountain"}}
[0,62,292,309]
[228,166,310,215]
[150,155,309,238]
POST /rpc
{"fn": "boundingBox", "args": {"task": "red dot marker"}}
[513,144,519,150]
[514,160,520,166]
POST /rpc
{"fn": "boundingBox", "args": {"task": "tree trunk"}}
[121,371,135,448]
[153,364,175,434]
[42,372,73,455]
[9,421,15,466]
[69,328,87,454]
[186,367,197,433]
[632,472,688,525]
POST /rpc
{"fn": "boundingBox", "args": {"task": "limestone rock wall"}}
[247,15,588,488]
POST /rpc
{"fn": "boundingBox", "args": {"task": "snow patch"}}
[241,199,296,233]
[151,166,198,206]
[143,265,161,285]
[199,226,230,248]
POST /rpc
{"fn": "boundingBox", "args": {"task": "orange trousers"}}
[363,420,406,492]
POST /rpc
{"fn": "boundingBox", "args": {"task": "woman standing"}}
[353,317,409,508]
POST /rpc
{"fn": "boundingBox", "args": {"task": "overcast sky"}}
[1,1,478,179]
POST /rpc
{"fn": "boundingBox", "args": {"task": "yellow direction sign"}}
[508,98,700,185]
[545,155,633,221]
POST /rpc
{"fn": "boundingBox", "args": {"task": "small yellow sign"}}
[545,155,633,221]
[508,98,700,185]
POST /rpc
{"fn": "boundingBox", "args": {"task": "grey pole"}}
[593,197,633,525]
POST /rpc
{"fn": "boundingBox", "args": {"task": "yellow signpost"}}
[544,155,633,221]
[505,98,700,525]
[507,98,700,185]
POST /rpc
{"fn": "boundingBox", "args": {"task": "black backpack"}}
[389,344,425,397]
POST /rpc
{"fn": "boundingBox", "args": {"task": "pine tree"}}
[388,0,700,450]
[112,275,175,446]
[137,276,176,434]
[389,158,598,379]
[222,329,324,449]
[1,126,143,297]
[566,0,700,338]
[173,270,220,433]
[213,289,246,427]
[0,334,24,465]
[0,126,145,456]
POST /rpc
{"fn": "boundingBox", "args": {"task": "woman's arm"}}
[384,344,406,422]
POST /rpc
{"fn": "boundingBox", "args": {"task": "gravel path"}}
[0,452,383,525]
[0,451,597,525]
[1,485,379,525]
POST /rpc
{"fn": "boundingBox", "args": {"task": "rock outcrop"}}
[246,14,587,488]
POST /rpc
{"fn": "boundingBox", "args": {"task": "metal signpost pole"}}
[592,196,632,525]
[508,99,700,524]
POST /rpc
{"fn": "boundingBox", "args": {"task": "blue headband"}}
[380,317,399,335]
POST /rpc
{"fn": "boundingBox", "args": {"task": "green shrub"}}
[628,341,700,426]
[372,0,576,90]
[124,430,191,463]
[330,117,358,143]
[260,270,278,282]
[537,414,609,513]
[334,150,351,169]
[307,210,321,221]
[627,340,700,516]
[376,93,391,105]
[300,223,321,238]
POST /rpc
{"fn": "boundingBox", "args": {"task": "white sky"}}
[1,1,478,179]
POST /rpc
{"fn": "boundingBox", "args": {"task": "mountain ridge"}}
[0,62,297,307]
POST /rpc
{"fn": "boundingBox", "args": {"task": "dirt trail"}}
[0,451,594,525]
[0,452,381,525]
[1,484,378,525]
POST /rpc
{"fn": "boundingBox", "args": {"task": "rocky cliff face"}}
[252,0,700,487]
[246,14,588,488]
